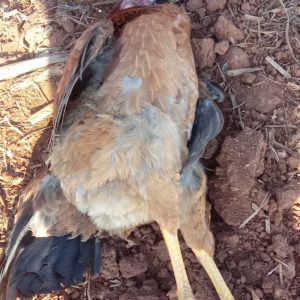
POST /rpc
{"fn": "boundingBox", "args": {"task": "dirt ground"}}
[0,0,300,299]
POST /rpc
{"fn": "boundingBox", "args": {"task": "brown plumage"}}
[0,2,233,300]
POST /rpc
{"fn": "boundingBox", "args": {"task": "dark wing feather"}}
[51,20,114,148]
[0,175,99,300]
[182,81,224,174]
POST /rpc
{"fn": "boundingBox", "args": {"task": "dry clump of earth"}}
[0,0,300,299]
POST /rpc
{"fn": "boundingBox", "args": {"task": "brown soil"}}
[0,0,300,299]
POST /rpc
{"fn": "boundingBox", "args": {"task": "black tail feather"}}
[6,235,101,299]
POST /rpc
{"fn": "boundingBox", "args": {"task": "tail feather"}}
[0,174,101,300]
[7,235,101,298]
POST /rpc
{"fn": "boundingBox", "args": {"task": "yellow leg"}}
[193,249,234,300]
[161,228,195,300]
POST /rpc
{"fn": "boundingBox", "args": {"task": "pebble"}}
[214,16,245,42]
[220,46,250,69]
[205,0,227,12]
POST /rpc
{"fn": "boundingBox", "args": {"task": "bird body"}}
[0,2,233,300]
[50,3,197,237]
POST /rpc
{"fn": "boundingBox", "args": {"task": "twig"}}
[0,53,67,81]
[273,257,293,269]
[265,217,271,234]
[239,192,271,229]
[244,14,264,22]
[279,263,284,288]
[277,0,300,65]
[265,56,291,78]
[267,264,280,276]
[248,288,260,300]
[216,62,226,83]
[28,103,54,125]
[229,93,245,130]
[273,140,299,156]
[86,275,92,300]
[226,67,263,76]
[1,116,24,136]
[11,67,63,90]
[18,126,52,144]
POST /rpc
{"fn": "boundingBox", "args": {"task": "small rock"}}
[228,259,237,269]
[227,235,240,248]
[240,275,246,284]
[241,73,257,84]
[287,155,300,170]
[216,250,228,263]
[260,252,271,262]
[119,254,149,278]
[210,130,267,226]
[214,40,229,55]
[220,46,250,69]
[254,288,264,298]
[241,2,251,11]
[61,17,75,33]
[141,279,158,291]
[214,16,245,42]
[262,276,275,294]
[272,234,289,258]
[100,244,119,280]
[205,0,227,12]
[186,0,204,12]
[167,289,178,300]
[232,81,283,113]
[152,240,170,262]
[192,38,216,69]
[157,268,170,279]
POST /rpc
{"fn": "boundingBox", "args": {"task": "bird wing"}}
[0,174,100,299]
[182,81,224,174]
[51,19,114,147]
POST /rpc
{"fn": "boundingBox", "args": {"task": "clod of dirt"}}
[261,276,275,294]
[214,40,229,55]
[272,235,296,279]
[275,182,300,211]
[272,234,290,258]
[186,0,204,13]
[100,243,120,280]
[192,38,216,69]
[61,17,75,33]
[287,155,300,171]
[119,254,149,278]
[240,73,257,84]
[214,16,245,43]
[205,0,227,12]
[232,81,283,113]
[209,130,267,226]
[219,46,250,69]
[152,240,170,262]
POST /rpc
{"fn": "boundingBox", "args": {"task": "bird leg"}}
[192,248,234,300]
[179,164,234,300]
[160,228,195,300]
